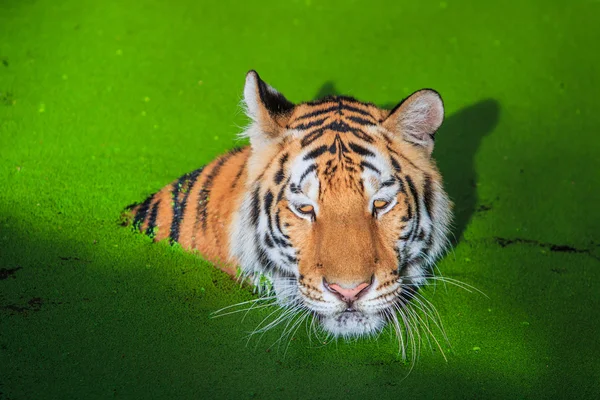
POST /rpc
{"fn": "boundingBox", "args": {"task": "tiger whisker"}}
[402,274,487,298]
[211,302,277,319]
[255,306,300,335]
[272,307,305,351]
[240,297,282,322]
[400,306,418,372]
[304,311,318,346]
[394,302,417,365]
[425,276,487,298]
[386,307,406,361]
[211,299,278,318]
[246,305,293,346]
[210,295,277,316]
[281,310,311,356]
[404,306,420,370]
[407,291,450,346]
[405,302,447,362]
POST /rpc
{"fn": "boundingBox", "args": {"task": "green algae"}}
[1,0,599,398]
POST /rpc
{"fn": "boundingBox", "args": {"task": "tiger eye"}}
[373,200,389,210]
[298,204,314,214]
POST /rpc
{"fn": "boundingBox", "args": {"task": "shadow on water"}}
[311,83,500,244]
[434,99,500,243]
[313,81,339,99]
[0,215,523,399]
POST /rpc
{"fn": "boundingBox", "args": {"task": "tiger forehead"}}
[284,129,388,197]
[287,96,388,128]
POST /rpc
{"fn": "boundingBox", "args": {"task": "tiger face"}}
[231,71,452,338]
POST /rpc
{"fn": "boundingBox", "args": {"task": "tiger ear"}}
[243,70,295,149]
[382,89,444,156]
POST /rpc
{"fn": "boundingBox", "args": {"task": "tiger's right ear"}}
[382,89,444,156]
[243,70,295,149]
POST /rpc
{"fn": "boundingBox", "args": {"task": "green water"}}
[1,0,599,398]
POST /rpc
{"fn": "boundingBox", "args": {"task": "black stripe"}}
[273,235,291,248]
[293,105,339,122]
[303,145,328,161]
[264,190,274,214]
[300,129,325,147]
[133,194,154,230]
[360,161,381,174]
[347,115,376,126]
[269,208,291,247]
[329,134,349,155]
[390,156,402,173]
[405,175,420,241]
[397,247,410,272]
[203,157,228,189]
[146,200,161,237]
[269,207,292,248]
[169,167,204,243]
[269,187,293,248]
[255,242,274,273]
[274,153,288,185]
[291,117,328,130]
[274,209,290,239]
[196,155,230,232]
[402,196,412,222]
[423,175,434,219]
[381,177,396,187]
[250,186,261,226]
[349,129,374,143]
[263,190,276,249]
[323,120,351,133]
[386,145,399,156]
[276,177,289,203]
[264,233,274,248]
[231,162,246,189]
[300,164,317,183]
[348,142,375,157]
[341,103,376,119]
[285,254,298,264]
[226,147,245,156]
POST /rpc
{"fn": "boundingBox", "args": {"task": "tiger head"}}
[231,71,452,338]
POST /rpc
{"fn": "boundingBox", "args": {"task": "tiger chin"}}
[124,70,452,340]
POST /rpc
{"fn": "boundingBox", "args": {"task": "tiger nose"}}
[323,277,373,303]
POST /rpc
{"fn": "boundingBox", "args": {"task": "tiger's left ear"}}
[243,70,295,149]
[382,89,444,156]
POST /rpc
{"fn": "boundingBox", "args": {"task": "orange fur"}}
[126,148,250,276]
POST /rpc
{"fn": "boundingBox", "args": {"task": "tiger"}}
[124,70,452,340]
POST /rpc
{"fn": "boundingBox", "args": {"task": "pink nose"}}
[323,279,372,302]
